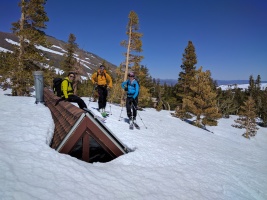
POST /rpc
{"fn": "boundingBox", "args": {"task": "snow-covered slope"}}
[0,88,267,200]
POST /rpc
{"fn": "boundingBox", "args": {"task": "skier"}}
[91,65,112,116]
[121,72,140,124]
[61,72,87,109]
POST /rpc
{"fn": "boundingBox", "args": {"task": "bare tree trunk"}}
[121,22,132,105]
[124,20,132,82]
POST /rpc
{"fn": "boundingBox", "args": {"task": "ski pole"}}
[118,93,126,121]
[118,104,124,121]
[107,87,112,115]
[132,100,147,129]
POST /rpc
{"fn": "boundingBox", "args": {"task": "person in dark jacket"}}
[121,72,139,121]
[61,72,87,109]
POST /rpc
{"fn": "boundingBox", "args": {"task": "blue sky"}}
[1,0,267,80]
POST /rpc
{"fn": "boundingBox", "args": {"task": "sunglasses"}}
[128,75,134,77]
[69,75,75,78]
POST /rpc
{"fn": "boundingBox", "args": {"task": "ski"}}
[126,117,140,130]
[129,121,134,130]
[133,122,140,130]
[95,115,106,123]
[83,108,106,123]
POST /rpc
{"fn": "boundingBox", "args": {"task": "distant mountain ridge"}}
[0,31,117,78]
[160,79,267,86]
[1,31,266,84]
[216,80,267,85]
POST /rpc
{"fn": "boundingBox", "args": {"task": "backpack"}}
[127,78,140,97]
[97,71,106,78]
[53,78,69,97]
[94,71,107,83]
[127,78,140,88]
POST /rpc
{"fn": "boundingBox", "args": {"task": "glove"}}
[124,86,128,91]
[129,97,134,102]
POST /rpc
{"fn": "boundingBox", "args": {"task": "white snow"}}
[35,44,64,56]
[0,47,12,53]
[218,83,267,91]
[0,87,267,200]
[1,38,94,76]
[5,38,18,45]
[51,45,67,53]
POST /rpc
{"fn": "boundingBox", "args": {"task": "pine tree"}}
[253,75,262,117]
[0,52,14,90]
[259,88,267,127]
[10,0,49,96]
[175,41,197,118]
[61,33,78,74]
[177,41,197,97]
[60,33,81,94]
[73,55,87,96]
[232,96,258,139]
[183,67,221,127]
[247,75,255,95]
[247,75,262,120]
[232,86,246,115]
[134,65,153,107]
[108,65,125,104]
[217,89,239,118]
[120,10,144,81]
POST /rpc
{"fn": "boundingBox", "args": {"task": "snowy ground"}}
[0,88,267,200]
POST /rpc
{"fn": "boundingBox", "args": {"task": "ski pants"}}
[126,97,138,119]
[97,85,108,110]
[67,95,87,109]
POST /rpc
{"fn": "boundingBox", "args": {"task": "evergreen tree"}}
[73,54,87,96]
[135,65,153,107]
[247,75,262,119]
[10,0,49,96]
[259,88,267,127]
[0,52,13,90]
[247,75,255,95]
[177,41,197,97]
[120,10,144,81]
[109,64,125,104]
[182,67,221,127]
[61,33,78,74]
[60,33,82,94]
[232,86,246,115]
[253,75,262,117]
[232,96,258,139]
[217,88,239,118]
[176,41,197,118]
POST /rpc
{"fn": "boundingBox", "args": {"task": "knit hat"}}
[128,72,135,77]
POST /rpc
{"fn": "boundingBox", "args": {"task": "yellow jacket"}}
[61,77,73,98]
[91,70,112,88]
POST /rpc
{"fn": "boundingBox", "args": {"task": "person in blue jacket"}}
[121,72,140,121]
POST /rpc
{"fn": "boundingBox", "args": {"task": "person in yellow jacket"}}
[91,65,112,113]
[61,72,87,109]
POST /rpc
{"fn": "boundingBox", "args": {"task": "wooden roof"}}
[44,88,129,162]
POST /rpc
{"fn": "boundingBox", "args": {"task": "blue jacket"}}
[121,79,139,99]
